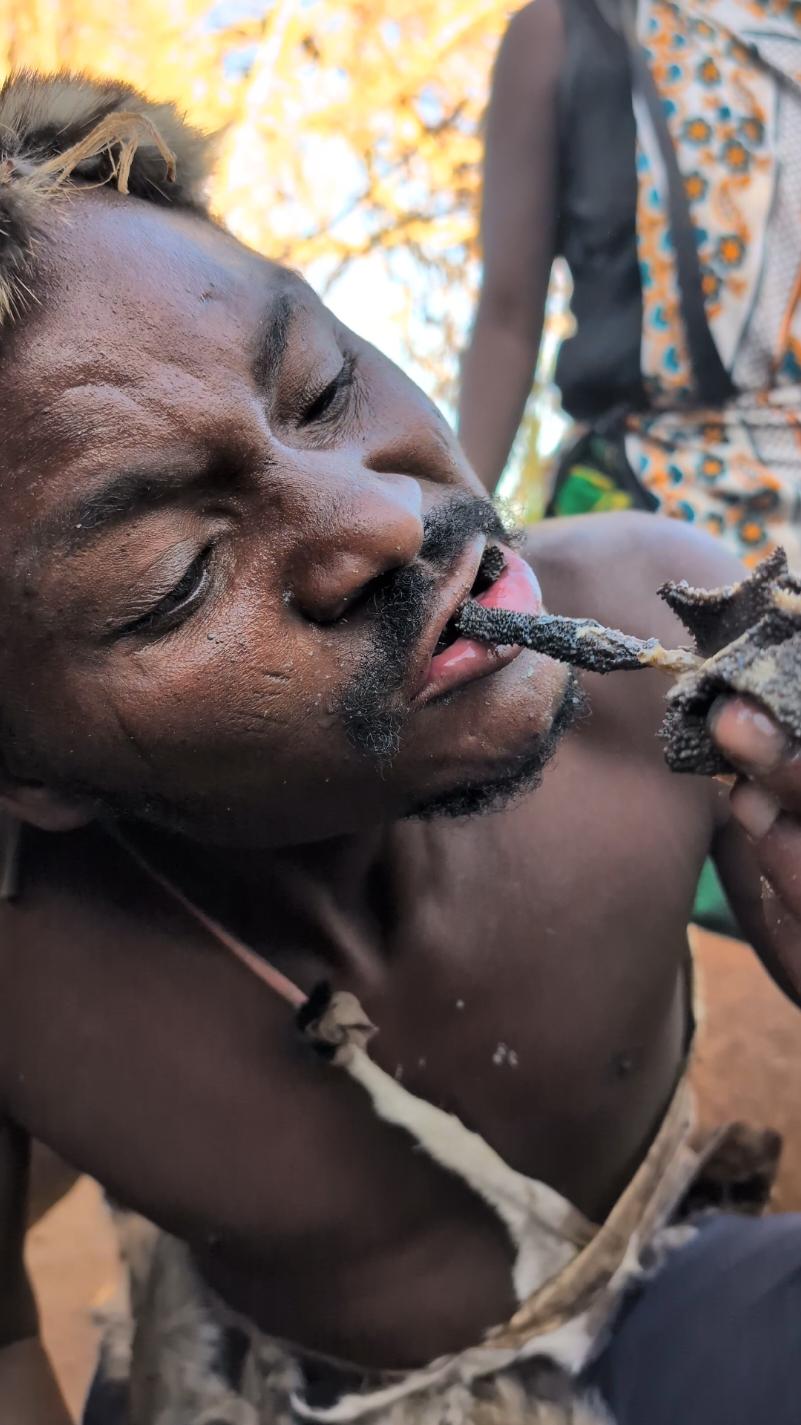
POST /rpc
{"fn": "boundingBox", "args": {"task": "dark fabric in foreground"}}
[82,1370,128,1425]
[587,1213,801,1424]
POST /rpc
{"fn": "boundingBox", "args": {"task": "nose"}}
[286,464,425,624]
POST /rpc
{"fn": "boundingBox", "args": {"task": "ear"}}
[0,783,94,832]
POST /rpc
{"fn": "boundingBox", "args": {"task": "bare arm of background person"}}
[0,1122,71,1424]
[458,0,565,492]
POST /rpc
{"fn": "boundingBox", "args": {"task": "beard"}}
[339,493,516,760]
[405,671,586,822]
[337,491,580,826]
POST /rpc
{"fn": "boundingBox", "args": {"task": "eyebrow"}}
[67,465,209,536]
[24,463,219,570]
[251,288,295,392]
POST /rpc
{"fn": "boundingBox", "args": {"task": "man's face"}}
[0,194,568,845]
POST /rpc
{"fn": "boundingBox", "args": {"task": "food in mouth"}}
[462,545,801,777]
[422,543,542,702]
[456,601,701,676]
[432,543,540,657]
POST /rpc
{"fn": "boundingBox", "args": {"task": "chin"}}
[404,668,585,822]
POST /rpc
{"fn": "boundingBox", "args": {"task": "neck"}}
[116,816,407,987]
[125,817,388,892]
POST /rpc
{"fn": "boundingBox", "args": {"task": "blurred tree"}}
[1,0,510,388]
[1,0,560,502]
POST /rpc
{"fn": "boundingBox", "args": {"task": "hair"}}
[0,69,216,326]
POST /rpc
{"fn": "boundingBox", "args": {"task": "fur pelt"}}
[381,1373,615,1425]
[102,1209,614,1425]
[0,69,215,325]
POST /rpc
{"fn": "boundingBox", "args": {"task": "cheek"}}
[68,629,405,841]
[105,638,305,754]
[62,619,356,791]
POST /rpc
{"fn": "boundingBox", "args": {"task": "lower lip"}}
[422,548,543,701]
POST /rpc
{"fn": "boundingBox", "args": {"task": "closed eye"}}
[119,545,214,638]
[300,355,356,426]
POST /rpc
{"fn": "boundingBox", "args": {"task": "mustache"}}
[340,495,516,760]
[417,494,511,568]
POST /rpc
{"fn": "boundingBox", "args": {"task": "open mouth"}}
[432,545,507,656]
[415,543,543,706]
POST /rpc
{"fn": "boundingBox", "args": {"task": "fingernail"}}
[730,781,780,842]
[709,697,787,773]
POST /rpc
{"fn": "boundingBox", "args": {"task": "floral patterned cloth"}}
[625,0,801,566]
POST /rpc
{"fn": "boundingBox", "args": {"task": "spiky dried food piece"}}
[658,547,798,656]
[660,554,801,774]
[477,542,507,585]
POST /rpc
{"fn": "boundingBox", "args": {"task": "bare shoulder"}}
[525,515,741,813]
[526,512,745,647]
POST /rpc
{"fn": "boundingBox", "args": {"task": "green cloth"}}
[692,858,742,939]
[551,464,636,517]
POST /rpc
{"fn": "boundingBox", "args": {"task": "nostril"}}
[296,564,401,627]
[287,476,425,624]
[306,593,354,626]
[313,567,402,626]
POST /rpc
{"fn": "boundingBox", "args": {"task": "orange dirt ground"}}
[26,928,801,1422]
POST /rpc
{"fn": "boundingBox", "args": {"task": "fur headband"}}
[0,70,215,324]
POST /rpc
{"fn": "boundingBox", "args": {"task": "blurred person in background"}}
[459,0,801,569]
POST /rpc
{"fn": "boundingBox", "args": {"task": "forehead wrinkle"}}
[7,382,148,472]
[8,275,301,479]
[3,337,239,498]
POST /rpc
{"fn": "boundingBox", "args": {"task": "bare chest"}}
[0,752,710,1361]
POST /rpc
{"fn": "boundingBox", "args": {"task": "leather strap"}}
[110,827,308,1010]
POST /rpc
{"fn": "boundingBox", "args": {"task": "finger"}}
[730,784,801,919]
[710,698,801,814]
[758,817,801,919]
[709,696,787,774]
[729,779,780,842]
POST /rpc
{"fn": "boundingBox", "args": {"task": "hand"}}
[711,698,801,988]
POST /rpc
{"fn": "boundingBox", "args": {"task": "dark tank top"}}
[554,0,644,422]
